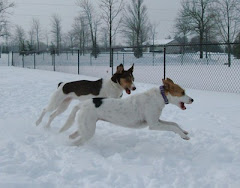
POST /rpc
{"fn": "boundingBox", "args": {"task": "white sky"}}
[9,0,181,44]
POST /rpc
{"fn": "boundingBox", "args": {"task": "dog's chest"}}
[101,81,123,98]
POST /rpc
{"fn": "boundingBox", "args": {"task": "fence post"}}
[90,54,92,66]
[152,52,155,66]
[34,52,36,69]
[22,53,24,68]
[12,51,13,66]
[53,50,56,71]
[122,53,125,66]
[163,46,166,80]
[111,48,114,75]
[78,50,80,75]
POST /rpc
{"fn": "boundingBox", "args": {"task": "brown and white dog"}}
[63,78,194,146]
[36,64,136,128]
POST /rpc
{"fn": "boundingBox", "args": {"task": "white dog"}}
[36,64,135,128]
[63,78,194,146]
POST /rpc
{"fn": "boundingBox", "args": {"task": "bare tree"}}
[31,18,42,51]
[51,14,62,54]
[72,15,89,55]
[0,0,14,37]
[77,0,101,58]
[28,26,35,51]
[180,0,215,58]
[100,27,108,49]
[67,30,75,52]
[149,22,159,46]
[61,31,75,53]
[174,11,192,56]
[44,29,49,50]
[149,22,159,65]
[122,0,150,58]
[100,0,124,47]
[213,0,240,43]
[100,0,124,65]
[14,25,26,52]
[212,0,240,66]
[2,24,11,52]
[175,11,191,45]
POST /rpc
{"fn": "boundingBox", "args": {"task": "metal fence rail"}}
[11,43,240,93]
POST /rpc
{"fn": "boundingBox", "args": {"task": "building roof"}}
[143,39,174,45]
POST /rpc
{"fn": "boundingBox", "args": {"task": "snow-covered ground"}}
[0,53,11,66]
[0,66,240,188]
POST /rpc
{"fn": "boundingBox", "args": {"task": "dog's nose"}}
[190,99,194,103]
[132,87,136,91]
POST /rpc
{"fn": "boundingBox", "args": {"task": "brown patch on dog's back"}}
[62,79,103,96]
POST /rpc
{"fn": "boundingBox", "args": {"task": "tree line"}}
[1,0,240,60]
[175,0,240,64]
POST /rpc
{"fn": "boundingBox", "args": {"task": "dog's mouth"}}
[125,88,131,94]
[180,102,186,110]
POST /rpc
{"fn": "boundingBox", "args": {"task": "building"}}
[143,39,180,54]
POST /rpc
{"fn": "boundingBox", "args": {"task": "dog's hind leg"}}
[45,98,72,128]
[36,89,65,126]
[36,108,48,126]
[59,104,81,133]
[70,111,97,146]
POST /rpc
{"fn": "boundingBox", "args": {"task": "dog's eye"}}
[126,77,132,82]
[182,91,185,95]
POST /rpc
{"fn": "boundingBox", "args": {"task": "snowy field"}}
[0,66,240,188]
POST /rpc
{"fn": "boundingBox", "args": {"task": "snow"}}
[0,53,11,66]
[0,66,240,188]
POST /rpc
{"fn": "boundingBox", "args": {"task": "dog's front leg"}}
[149,120,190,140]
[158,120,189,135]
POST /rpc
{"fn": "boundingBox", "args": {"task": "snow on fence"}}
[11,43,240,93]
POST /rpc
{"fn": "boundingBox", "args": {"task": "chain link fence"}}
[163,43,240,93]
[11,43,240,93]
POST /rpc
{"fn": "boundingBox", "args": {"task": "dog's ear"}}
[128,64,134,73]
[162,79,170,90]
[116,64,124,74]
[166,78,174,84]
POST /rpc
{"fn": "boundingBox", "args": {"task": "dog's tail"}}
[58,82,63,88]
[59,105,81,133]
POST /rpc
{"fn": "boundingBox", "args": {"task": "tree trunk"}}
[228,43,231,67]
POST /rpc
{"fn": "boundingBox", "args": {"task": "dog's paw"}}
[36,120,41,126]
[183,130,189,135]
[43,125,50,130]
[182,135,190,140]
[69,131,80,139]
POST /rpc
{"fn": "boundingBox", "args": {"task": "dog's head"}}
[111,64,136,94]
[162,78,194,110]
